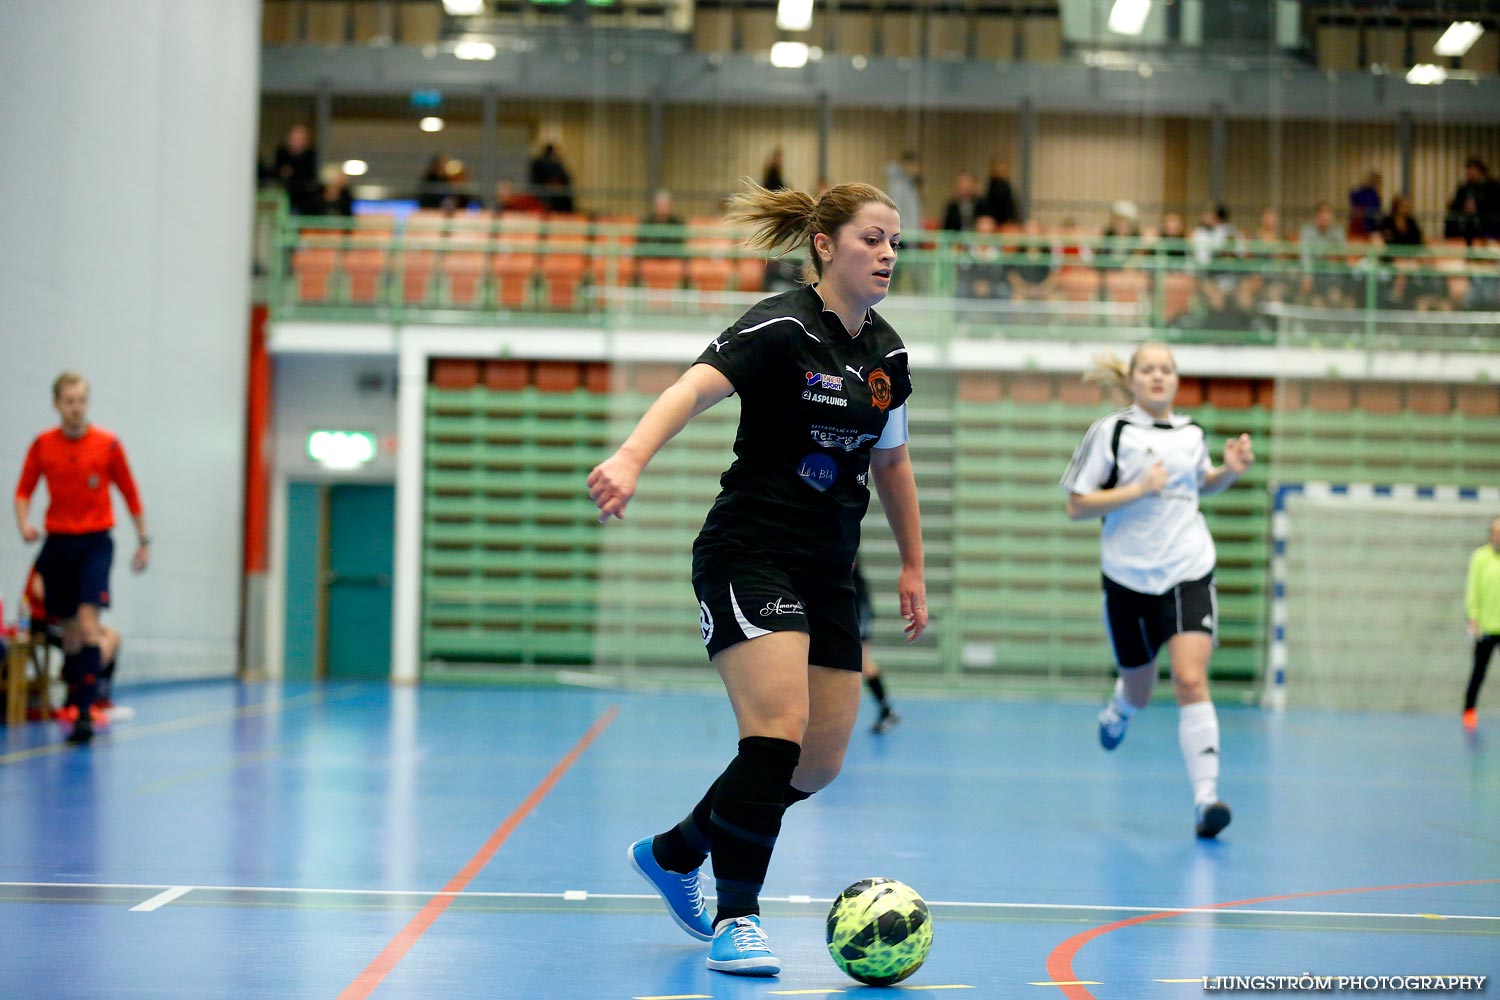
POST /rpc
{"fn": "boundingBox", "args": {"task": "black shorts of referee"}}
[692,543,862,672]
[36,531,114,620]
[1101,571,1217,670]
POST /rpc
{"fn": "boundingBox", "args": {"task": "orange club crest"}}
[867,368,892,411]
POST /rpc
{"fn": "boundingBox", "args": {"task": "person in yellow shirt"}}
[1463,516,1500,731]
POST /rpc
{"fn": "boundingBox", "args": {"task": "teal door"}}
[325,483,395,679]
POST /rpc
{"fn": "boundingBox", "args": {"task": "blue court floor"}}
[1,681,1496,999]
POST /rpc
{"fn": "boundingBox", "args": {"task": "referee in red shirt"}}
[14,372,150,745]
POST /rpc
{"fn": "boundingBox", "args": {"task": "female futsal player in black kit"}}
[588,180,928,976]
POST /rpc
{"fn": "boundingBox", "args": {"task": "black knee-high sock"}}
[866,674,890,711]
[72,646,102,720]
[62,652,81,708]
[708,736,800,923]
[653,778,719,874]
[99,645,118,702]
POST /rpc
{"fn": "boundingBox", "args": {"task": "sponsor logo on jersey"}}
[845,364,865,379]
[796,452,838,492]
[87,474,100,490]
[856,472,867,486]
[802,390,849,407]
[710,338,728,353]
[809,426,879,452]
[867,368,893,411]
[805,371,845,391]
[759,597,805,617]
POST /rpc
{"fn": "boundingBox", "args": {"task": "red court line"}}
[1044,877,1500,999]
[336,705,621,1000]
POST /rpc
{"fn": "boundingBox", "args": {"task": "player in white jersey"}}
[1060,342,1254,838]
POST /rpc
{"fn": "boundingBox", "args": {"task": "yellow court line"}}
[0,687,351,766]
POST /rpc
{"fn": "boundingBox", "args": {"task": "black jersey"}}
[693,283,913,565]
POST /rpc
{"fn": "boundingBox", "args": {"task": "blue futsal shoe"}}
[628,837,713,941]
[1097,705,1128,751]
[706,915,780,976]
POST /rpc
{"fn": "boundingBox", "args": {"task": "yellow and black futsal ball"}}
[826,877,933,985]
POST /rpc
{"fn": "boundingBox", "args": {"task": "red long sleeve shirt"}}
[14,426,144,535]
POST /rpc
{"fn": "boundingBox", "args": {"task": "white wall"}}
[0,0,262,681]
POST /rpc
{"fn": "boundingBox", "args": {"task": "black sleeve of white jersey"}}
[693,317,797,395]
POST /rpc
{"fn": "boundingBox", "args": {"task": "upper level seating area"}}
[270,205,1500,350]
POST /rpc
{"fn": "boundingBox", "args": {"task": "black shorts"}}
[1101,571,1217,670]
[852,562,874,642]
[692,546,862,672]
[36,532,114,620]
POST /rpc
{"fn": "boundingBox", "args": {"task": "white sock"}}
[1178,700,1220,806]
[1107,678,1139,719]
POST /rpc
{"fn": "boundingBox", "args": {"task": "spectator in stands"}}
[942,171,985,232]
[1006,220,1056,300]
[1348,169,1382,237]
[1298,202,1348,298]
[638,188,686,278]
[528,142,575,213]
[956,215,1008,301]
[1063,343,1253,839]
[318,164,354,217]
[1378,194,1424,252]
[1099,200,1141,265]
[1463,515,1500,731]
[1445,158,1500,244]
[984,158,1018,227]
[761,148,787,191]
[492,179,545,215]
[1156,211,1187,258]
[1252,207,1284,248]
[884,152,925,291]
[273,123,322,215]
[1189,203,1237,269]
[418,153,472,212]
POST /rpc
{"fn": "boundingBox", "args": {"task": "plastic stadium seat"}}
[687,257,733,293]
[734,257,766,292]
[1103,268,1149,305]
[1162,271,1195,323]
[291,247,339,303]
[1056,266,1100,302]
[491,232,539,309]
[441,228,490,307]
[342,247,388,303]
[541,253,589,310]
[638,257,686,291]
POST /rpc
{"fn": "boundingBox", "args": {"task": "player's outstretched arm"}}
[588,363,733,523]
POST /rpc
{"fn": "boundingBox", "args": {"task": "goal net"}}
[1269,483,1498,712]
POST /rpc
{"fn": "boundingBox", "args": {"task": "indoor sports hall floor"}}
[2,681,1496,999]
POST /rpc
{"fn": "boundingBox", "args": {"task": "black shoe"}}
[66,716,94,746]
[1195,801,1231,839]
[871,708,901,735]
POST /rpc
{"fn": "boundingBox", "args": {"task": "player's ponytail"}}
[1083,352,1131,397]
[727,178,897,283]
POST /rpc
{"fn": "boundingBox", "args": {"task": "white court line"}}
[3,882,1495,922]
[130,886,193,912]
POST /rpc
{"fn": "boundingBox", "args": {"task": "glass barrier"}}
[268,207,1500,351]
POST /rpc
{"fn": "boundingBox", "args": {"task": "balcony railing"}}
[267,201,1500,352]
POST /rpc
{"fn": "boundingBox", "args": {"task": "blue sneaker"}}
[706,915,780,976]
[628,837,712,941]
[1098,705,1128,751]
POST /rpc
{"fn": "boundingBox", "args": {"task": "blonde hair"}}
[1083,341,1176,398]
[727,179,898,284]
[53,371,87,400]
